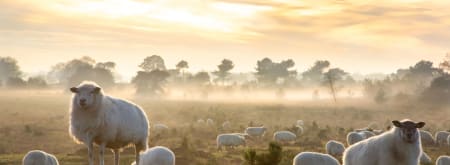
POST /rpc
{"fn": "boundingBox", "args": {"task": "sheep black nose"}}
[80,99,86,103]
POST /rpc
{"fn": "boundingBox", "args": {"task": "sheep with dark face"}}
[343,119,425,165]
[69,81,149,165]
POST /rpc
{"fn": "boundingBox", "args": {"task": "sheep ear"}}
[70,87,78,93]
[392,120,402,128]
[92,87,101,94]
[416,122,425,128]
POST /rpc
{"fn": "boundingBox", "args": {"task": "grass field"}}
[0,90,449,165]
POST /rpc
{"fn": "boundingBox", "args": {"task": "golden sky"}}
[1,0,448,80]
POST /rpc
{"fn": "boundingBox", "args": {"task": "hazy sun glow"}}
[0,0,448,81]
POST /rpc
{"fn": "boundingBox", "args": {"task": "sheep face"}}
[392,120,425,143]
[70,85,101,109]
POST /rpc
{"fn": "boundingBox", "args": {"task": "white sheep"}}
[420,152,432,165]
[343,119,425,165]
[22,150,59,165]
[435,131,450,146]
[131,146,175,165]
[420,130,435,146]
[346,132,365,146]
[296,120,304,127]
[69,81,149,165]
[206,118,214,127]
[153,124,169,135]
[216,133,246,150]
[273,131,296,144]
[296,125,304,135]
[326,140,346,157]
[436,155,450,165]
[222,121,231,130]
[293,152,340,165]
[245,126,267,138]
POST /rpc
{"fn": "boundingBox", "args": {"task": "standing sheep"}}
[222,121,231,131]
[420,130,435,146]
[69,82,149,165]
[343,119,425,165]
[326,140,346,157]
[435,131,450,146]
[295,125,304,136]
[346,132,365,146]
[420,152,432,165]
[293,152,340,165]
[131,146,175,165]
[273,131,297,144]
[296,120,304,127]
[217,133,246,150]
[206,118,214,127]
[437,156,450,165]
[245,126,267,139]
[22,150,59,165]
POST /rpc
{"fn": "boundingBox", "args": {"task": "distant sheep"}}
[346,132,365,146]
[343,119,425,165]
[153,124,169,135]
[420,152,432,165]
[273,131,296,143]
[222,121,231,130]
[206,118,214,127]
[216,133,246,150]
[23,150,59,165]
[296,125,304,135]
[245,126,267,138]
[293,152,340,165]
[326,140,346,157]
[420,130,435,146]
[131,146,175,165]
[69,81,149,165]
[296,120,304,127]
[435,131,450,146]
[437,156,450,165]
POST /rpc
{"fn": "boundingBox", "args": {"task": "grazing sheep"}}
[222,121,231,130]
[131,146,175,165]
[346,132,365,146]
[437,156,450,165]
[420,130,435,146]
[153,124,169,135]
[217,133,246,150]
[273,131,296,143]
[69,82,149,165]
[343,119,425,165]
[206,118,214,127]
[296,120,304,126]
[295,125,304,135]
[420,152,432,165]
[435,131,450,146]
[293,152,340,165]
[245,126,267,138]
[23,150,59,165]
[326,140,346,157]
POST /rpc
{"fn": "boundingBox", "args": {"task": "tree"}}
[191,71,210,85]
[5,77,26,88]
[323,68,347,104]
[213,59,234,85]
[176,60,189,82]
[27,76,48,88]
[255,58,296,85]
[302,60,330,83]
[0,56,22,85]
[47,56,116,88]
[139,55,166,72]
[420,74,450,106]
[439,53,450,72]
[132,70,170,95]
[374,88,387,104]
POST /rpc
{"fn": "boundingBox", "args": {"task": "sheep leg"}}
[135,144,143,165]
[99,143,106,165]
[113,149,120,165]
[87,141,94,165]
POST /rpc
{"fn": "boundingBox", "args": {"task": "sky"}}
[1,0,449,81]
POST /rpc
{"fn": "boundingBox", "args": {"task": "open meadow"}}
[0,89,449,165]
